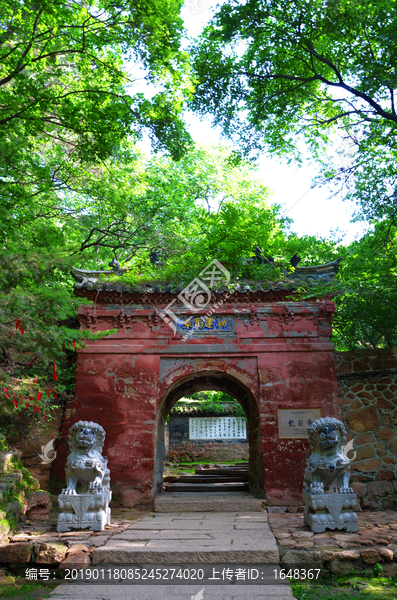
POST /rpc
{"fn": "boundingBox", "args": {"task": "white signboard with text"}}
[189,417,247,440]
[278,408,322,439]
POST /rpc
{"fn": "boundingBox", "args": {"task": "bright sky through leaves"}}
[181,0,367,244]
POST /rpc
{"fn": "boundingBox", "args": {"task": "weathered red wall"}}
[51,296,341,506]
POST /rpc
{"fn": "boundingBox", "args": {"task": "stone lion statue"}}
[62,421,110,495]
[304,416,353,495]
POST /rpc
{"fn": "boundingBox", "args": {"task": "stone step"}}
[164,482,249,493]
[197,463,249,467]
[92,511,279,566]
[176,475,249,483]
[155,492,263,512]
[198,462,249,468]
[195,468,249,476]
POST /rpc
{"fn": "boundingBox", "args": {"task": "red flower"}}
[4,386,8,398]
[73,340,76,348]
[37,391,43,402]
[53,362,58,380]
[25,402,30,409]
[34,404,40,412]
[15,318,24,334]
[14,398,18,408]
[34,377,37,383]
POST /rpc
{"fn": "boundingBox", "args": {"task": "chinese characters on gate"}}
[189,417,247,440]
[175,316,233,335]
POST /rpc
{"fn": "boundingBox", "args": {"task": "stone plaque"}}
[278,408,322,439]
[176,316,234,336]
[189,417,247,440]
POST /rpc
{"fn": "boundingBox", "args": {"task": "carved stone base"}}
[57,489,111,532]
[303,491,358,533]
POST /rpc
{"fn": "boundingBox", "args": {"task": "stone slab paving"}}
[50,512,289,600]
[92,513,279,565]
[50,583,293,599]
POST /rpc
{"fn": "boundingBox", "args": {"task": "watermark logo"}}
[187,0,209,14]
[191,589,205,600]
[179,277,212,311]
[341,438,357,462]
[38,439,57,464]
[159,259,236,335]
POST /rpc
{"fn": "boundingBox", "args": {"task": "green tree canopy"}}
[190,0,397,223]
[0,0,193,242]
[189,0,397,353]
[0,0,194,438]
[172,391,246,417]
[333,219,397,350]
[113,145,343,286]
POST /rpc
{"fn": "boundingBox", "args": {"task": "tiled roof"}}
[72,258,342,303]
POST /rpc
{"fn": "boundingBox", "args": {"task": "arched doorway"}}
[153,372,263,498]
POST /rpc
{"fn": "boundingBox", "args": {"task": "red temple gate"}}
[52,260,342,506]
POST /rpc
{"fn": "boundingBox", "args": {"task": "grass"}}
[167,459,247,465]
[0,579,58,600]
[291,572,397,599]
[165,459,248,474]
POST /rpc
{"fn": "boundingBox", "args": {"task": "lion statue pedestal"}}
[57,421,112,533]
[303,417,358,533]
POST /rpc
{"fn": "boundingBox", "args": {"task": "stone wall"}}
[335,350,397,509]
[168,440,249,462]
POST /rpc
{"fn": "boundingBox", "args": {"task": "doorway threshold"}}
[154,491,264,512]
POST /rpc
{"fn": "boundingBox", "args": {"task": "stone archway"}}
[153,370,263,497]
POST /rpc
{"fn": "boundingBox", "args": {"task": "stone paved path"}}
[50,512,292,599]
[92,512,279,564]
[49,583,293,599]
